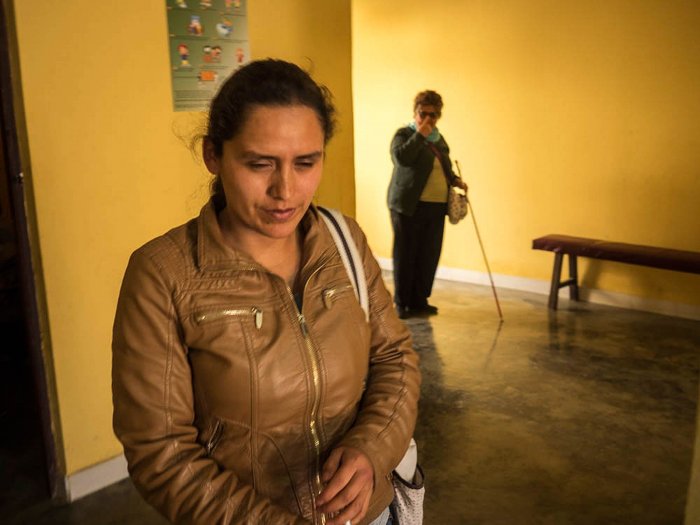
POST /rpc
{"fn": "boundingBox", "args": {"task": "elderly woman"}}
[112,59,420,525]
[387,91,467,319]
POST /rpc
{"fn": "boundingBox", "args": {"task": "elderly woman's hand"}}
[416,119,434,137]
[456,178,468,191]
[316,446,374,525]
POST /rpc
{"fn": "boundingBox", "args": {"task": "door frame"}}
[0,0,67,502]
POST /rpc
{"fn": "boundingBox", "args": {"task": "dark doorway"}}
[0,1,64,518]
[0,140,49,513]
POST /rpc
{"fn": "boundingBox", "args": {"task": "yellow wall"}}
[13,0,352,475]
[353,0,700,307]
[248,0,355,214]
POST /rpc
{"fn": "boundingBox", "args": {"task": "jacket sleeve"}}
[112,243,309,525]
[391,128,428,167]
[336,219,421,483]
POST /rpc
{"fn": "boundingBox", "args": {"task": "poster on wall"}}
[166,0,250,111]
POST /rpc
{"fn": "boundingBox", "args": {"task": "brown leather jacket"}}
[112,202,421,524]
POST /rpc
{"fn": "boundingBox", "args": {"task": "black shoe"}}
[412,303,438,315]
[396,305,411,319]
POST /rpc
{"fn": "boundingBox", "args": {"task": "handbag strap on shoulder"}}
[318,207,369,321]
[426,141,457,187]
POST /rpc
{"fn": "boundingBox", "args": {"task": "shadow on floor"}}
[8,477,167,525]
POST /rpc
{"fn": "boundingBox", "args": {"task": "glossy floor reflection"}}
[408,278,699,524]
[6,277,699,524]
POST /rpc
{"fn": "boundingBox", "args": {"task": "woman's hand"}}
[416,117,434,137]
[316,446,374,525]
[455,178,468,191]
[416,118,435,137]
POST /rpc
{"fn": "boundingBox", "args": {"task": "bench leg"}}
[548,253,563,310]
[568,254,579,301]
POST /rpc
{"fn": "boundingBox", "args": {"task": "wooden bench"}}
[532,234,700,310]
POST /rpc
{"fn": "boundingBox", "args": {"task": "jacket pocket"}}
[193,306,263,329]
[322,285,355,309]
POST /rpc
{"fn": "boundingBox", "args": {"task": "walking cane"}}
[455,160,503,321]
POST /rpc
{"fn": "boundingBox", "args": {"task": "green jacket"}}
[387,126,458,216]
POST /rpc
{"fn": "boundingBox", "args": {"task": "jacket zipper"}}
[298,312,324,525]
[286,271,327,525]
[194,307,263,329]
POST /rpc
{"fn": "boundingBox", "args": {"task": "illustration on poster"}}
[188,15,203,36]
[178,44,190,67]
[198,70,218,83]
[202,45,222,63]
[216,19,233,37]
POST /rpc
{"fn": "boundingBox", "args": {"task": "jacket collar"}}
[195,201,336,274]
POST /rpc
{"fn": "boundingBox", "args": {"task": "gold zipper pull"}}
[205,420,223,455]
[298,313,309,337]
[322,289,334,309]
[253,307,263,329]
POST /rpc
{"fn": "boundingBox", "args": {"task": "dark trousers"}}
[390,202,446,309]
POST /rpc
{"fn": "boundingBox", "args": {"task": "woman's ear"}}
[202,137,220,175]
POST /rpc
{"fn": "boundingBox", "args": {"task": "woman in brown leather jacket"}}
[112,59,420,525]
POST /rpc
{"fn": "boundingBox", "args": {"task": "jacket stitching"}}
[348,218,410,441]
[141,247,180,437]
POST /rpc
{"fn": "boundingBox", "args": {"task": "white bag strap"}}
[318,207,369,322]
[319,207,418,483]
[394,437,418,483]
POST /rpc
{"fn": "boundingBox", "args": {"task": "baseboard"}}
[376,257,700,321]
[66,453,128,501]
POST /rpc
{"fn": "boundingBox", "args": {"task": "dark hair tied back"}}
[206,59,336,209]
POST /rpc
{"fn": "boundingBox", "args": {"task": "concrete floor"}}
[5,277,700,524]
[410,279,699,524]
